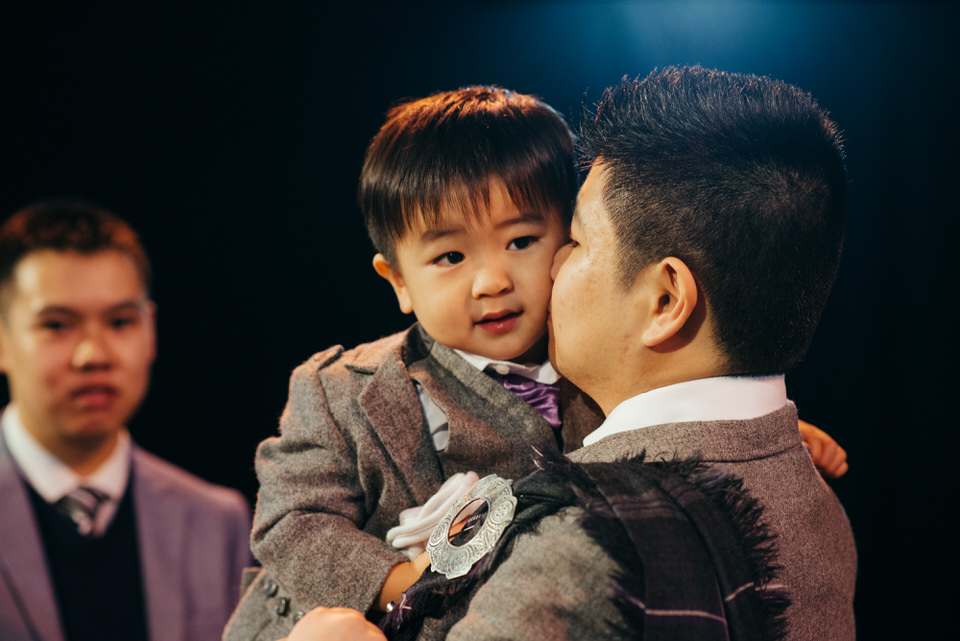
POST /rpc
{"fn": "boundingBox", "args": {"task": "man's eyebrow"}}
[36,299,148,316]
[34,305,81,318]
[106,300,149,314]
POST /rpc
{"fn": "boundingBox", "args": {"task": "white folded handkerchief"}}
[386,471,480,559]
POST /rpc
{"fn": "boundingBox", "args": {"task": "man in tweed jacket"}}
[437,67,857,640]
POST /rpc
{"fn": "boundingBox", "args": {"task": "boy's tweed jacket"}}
[223,324,602,641]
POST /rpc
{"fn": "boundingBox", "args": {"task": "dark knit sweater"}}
[28,480,148,641]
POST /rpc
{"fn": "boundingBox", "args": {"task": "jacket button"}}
[275,597,290,616]
[264,579,279,597]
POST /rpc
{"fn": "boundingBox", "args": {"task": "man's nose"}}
[472,259,513,298]
[71,332,112,369]
[551,244,572,280]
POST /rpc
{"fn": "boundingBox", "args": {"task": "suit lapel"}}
[356,343,446,506]
[351,325,568,504]
[132,447,188,641]
[0,433,67,641]
[557,378,604,453]
[425,340,560,477]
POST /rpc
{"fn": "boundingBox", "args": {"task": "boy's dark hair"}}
[581,66,847,375]
[359,86,578,264]
[0,199,151,316]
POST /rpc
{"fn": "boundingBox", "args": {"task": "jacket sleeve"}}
[445,509,626,641]
[250,354,408,613]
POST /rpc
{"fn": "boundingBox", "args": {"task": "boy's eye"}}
[508,236,538,251]
[434,251,465,266]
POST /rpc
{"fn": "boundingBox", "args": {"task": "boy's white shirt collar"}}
[453,349,560,384]
[583,375,788,446]
[1,404,131,504]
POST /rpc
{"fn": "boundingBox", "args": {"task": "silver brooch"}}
[426,474,518,579]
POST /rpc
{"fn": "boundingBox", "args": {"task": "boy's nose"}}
[472,261,513,298]
[551,244,572,280]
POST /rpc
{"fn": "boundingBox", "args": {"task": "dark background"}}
[2,2,956,637]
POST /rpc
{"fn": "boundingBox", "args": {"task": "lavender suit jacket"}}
[0,431,252,641]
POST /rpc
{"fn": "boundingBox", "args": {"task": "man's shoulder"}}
[131,446,249,516]
[572,404,801,464]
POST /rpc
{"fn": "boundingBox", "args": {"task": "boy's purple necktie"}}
[486,370,561,430]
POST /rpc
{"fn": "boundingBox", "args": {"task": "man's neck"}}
[3,406,132,503]
[583,374,788,446]
[56,434,120,476]
[593,355,729,416]
[19,416,121,476]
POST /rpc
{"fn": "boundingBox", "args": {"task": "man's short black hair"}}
[0,199,151,316]
[359,86,578,264]
[581,66,847,375]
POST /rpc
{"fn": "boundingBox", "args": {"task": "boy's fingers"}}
[819,442,849,478]
[827,445,848,478]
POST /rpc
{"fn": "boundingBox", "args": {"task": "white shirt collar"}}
[1,404,131,503]
[582,375,788,446]
[453,349,560,384]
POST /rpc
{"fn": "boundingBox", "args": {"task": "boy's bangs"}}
[360,86,578,259]
[399,167,568,237]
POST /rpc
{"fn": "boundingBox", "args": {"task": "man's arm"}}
[446,508,627,641]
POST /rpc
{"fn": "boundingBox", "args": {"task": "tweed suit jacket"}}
[0,430,252,641]
[439,404,856,641]
[223,325,601,641]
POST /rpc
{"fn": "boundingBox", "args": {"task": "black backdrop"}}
[2,2,956,637]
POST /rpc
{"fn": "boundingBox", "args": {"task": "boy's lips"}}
[476,310,521,335]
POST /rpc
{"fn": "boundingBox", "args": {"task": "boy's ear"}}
[372,254,413,314]
[640,257,699,347]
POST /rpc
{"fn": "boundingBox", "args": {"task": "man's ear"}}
[143,300,158,366]
[372,254,413,314]
[641,257,699,347]
[0,327,6,375]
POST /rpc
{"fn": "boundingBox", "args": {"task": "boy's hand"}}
[798,419,848,479]
[283,607,386,641]
[374,550,431,612]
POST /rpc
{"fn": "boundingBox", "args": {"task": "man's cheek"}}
[546,321,558,369]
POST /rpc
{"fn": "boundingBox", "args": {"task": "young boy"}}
[224,86,601,641]
[224,86,846,640]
